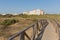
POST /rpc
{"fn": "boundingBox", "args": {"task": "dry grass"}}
[0,17,37,40]
[0,14,60,40]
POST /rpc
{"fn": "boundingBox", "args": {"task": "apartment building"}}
[23,9,44,15]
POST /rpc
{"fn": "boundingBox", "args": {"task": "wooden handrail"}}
[8,19,48,40]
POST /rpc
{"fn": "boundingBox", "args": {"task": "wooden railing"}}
[8,19,48,40]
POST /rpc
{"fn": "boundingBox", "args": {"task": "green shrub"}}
[0,19,19,26]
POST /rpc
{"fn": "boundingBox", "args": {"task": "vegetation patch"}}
[0,19,19,26]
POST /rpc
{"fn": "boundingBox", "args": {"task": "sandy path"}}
[41,20,59,40]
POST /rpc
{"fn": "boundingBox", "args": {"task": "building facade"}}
[23,9,44,15]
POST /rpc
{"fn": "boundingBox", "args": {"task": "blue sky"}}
[0,0,60,14]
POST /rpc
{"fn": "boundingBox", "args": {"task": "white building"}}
[23,9,44,15]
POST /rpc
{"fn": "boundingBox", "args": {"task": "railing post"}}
[36,21,39,37]
[20,32,25,40]
[32,25,35,40]
[32,24,37,40]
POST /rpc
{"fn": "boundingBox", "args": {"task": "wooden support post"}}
[36,21,39,37]
[32,24,36,40]
[20,32,25,40]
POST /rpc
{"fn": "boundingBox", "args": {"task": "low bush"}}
[0,19,19,26]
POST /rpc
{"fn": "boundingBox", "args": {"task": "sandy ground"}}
[41,20,59,40]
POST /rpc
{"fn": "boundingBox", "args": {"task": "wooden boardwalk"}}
[8,19,60,40]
